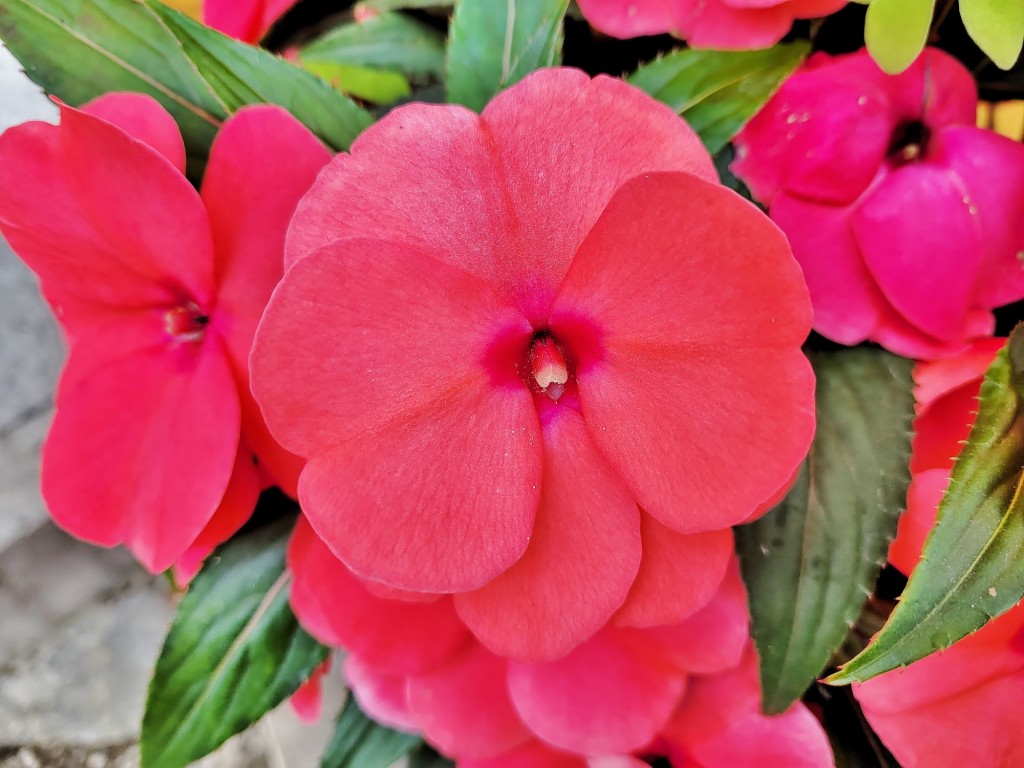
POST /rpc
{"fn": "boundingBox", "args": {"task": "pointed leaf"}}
[864,0,935,74]
[300,11,445,83]
[446,0,569,111]
[321,696,421,768]
[628,42,809,155]
[736,349,914,713]
[960,0,1024,70]
[147,1,372,150]
[829,332,1024,684]
[141,520,329,768]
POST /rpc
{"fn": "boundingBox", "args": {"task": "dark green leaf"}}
[407,745,456,768]
[628,42,809,155]
[141,520,329,768]
[713,144,755,204]
[829,332,1024,685]
[362,0,452,11]
[0,0,371,175]
[446,0,569,111]
[148,2,373,150]
[300,11,445,83]
[960,0,1024,70]
[864,0,935,74]
[321,696,421,768]
[736,348,914,713]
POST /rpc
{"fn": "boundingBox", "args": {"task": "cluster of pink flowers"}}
[4,1,1024,760]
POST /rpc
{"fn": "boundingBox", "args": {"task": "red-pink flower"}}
[0,94,330,572]
[288,518,834,765]
[253,68,815,661]
[855,338,1024,766]
[576,0,846,49]
[203,0,297,43]
[734,48,1024,359]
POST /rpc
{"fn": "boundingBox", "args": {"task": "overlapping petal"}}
[551,171,814,533]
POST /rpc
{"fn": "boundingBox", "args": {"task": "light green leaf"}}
[628,42,809,155]
[148,2,373,150]
[960,0,1024,70]
[321,696,421,768]
[141,520,329,768]
[446,0,569,112]
[828,332,1024,684]
[736,349,915,713]
[302,61,412,103]
[864,0,935,74]
[300,11,445,85]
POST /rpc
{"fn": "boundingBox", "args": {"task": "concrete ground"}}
[0,43,341,767]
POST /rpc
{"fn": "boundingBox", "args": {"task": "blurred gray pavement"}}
[0,42,341,767]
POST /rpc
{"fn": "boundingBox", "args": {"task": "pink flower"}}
[252,68,815,661]
[734,48,1024,359]
[0,94,330,572]
[203,0,297,44]
[855,338,1024,765]
[288,518,834,765]
[576,0,846,49]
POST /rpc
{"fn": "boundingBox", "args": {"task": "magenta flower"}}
[576,0,846,50]
[734,48,1024,359]
[252,68,815,661]
[0,95,329,572]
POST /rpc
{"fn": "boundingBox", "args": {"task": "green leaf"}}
[407,745,456,768]
[736,348,915,713]
[141,520,329,768]
[864,0,935,74]
[300,11,445,83]
[361,0,452,11]
[302,61,412,103]
[960,0,1024,70]
[829,332,1024,685]
[446,0,569,112]
[148,2,373,150]
[321,696,421,768]
[0,0,371,175]
[628,42,809,155]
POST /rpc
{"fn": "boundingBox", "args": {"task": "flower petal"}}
[508,627,686,754]
[854,164,984,343]
[254,238,542,593]
[81,93,186,173]
[551,172,814,534]
[575,0,680,37]
[286,69,713,323]
[43,336,240,572]
[665,648,834,768]
[407,644,532,759]
[456,405,642,662]
[641,560,750,674]
[935,127,1024,309]
[344,655,419,733]
[0,105,215,316]
[201,105,329,492]
[287,517,470,674]
[172,444,262,586]
[614,517,732,628]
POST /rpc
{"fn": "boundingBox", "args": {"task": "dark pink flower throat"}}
[164,300,210,343]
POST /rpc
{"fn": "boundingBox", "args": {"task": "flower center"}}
[164,301,209,343]
[888,120,931,166]
[529,334,569,402]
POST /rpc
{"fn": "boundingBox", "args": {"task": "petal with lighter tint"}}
[456,405,642,661]
[552,172,814,534]
[508,627,686,754]
[82,93,186,173]
[344,655,419,733]
[407,645,531,759]
[287,518,470,673]
[615,518,732,628]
